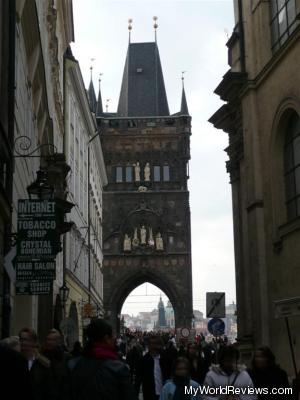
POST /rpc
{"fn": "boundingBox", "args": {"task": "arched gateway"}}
[95,39,193,333]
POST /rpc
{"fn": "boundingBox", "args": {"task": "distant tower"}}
[157,296,167,328]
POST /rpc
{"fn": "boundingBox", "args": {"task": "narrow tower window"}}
[116,166,123,183]
[163,165,170,182]
[154,166,161,182]
[125,166,133,182]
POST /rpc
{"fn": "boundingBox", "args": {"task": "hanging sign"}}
[16,280,53,295]
[15,259,56,281]
[16,199,58,259]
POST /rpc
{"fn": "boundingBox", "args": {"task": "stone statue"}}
[140,225,147,245]
[123,234,131,252]
[148,227,154,247]
[156,232,164,251]
[132,228,139,247]
[133,162,141,182]
[144,162,151,181]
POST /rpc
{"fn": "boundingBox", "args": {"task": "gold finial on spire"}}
[153,16,158,42]
[106,98,111,113]
[98,73,103,90]
[181,71,186,87]
[90,58,95,79]
[128,18,133,43]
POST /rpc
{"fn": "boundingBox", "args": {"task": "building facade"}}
[0,0,15,337]
[210,0,300,375]
[64,51,107,345]
[98,39,193,332]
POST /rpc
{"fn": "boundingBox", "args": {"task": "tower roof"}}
[87,78,97,113]
[117,42,170,117]
[96,80,103,117]
[180,86,189,115]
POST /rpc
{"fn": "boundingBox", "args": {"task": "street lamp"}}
[27,169,54,199]
[59,283,70,306]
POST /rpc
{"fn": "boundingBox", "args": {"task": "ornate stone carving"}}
[132,228,139,247]
[140,225,147,245]
[156,232,164,251]
[133,162,141,181]
[144,162,151,181]
[123,234,132,252]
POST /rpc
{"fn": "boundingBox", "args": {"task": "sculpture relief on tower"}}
[156,232,164,251]
[133,162,141,182]
[148,227,155,247]
[140,225,147,245]
[144,163,151,181]
[123,234,132,252]
[132,227,139,247]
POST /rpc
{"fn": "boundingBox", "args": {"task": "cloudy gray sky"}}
[71,0,236,317]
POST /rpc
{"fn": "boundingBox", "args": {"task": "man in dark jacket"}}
[69,318,137,400]
[19,327,54,400]
[136,335,170,400]
[0,343,33,400]
[42,329,70,400]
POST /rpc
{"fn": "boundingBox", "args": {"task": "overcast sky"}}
[71,0,236,317]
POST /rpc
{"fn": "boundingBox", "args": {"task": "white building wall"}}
[65,62,106,312]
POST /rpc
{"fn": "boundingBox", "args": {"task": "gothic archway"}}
[104,266,192,333]
[121,283,175,331]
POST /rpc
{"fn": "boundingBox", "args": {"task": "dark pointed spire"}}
[180,86,189,115]
[87,64,97,113]
[117,41,170,117]
[96,74,103,117]
[180,72,189,115]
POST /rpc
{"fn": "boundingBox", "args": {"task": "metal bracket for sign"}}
[13,135,57,158]
[9,233,18,247]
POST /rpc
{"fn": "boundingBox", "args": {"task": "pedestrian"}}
[136,335,170,400]
[68,318,137,400]
[71,341,83,358]
[247,346,291,398]
[0,343,33,400]
[186,342,208,384]
[126,338,143,388]
[19,327,54,400]
[203,345,257,400]
[160,357,202,400]
[164,339,178,379]
[42,328,70,400]
[0,335,21,352]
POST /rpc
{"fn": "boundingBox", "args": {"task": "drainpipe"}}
[238,0,246,73]
[8,0,16,201]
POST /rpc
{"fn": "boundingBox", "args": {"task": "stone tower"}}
[157,296,167,328]
[97,38,193,332]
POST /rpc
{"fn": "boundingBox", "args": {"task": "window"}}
[116,167,123,183]
[154,166,161,182]
[284,112,300,220]
[163,165,170,182]
[271,0,297,51]
[125,166,133,182]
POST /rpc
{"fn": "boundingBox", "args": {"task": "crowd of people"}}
[0,319,295,399]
